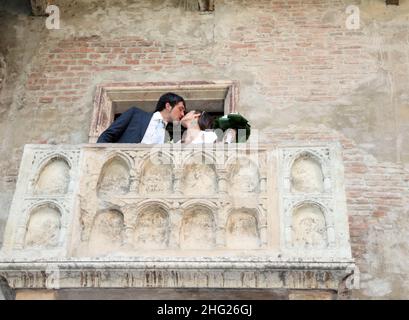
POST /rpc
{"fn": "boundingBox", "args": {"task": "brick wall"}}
[28,5,377,109]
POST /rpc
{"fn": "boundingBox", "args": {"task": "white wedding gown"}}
[190,131,218,144]
[175,130,218,144]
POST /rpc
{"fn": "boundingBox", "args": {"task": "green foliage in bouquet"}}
[213,113,251,142]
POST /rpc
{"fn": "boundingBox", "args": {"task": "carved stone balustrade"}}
[0,143,355,292]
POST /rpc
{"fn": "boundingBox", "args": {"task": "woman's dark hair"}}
[198,111,214,130]
[155,92,185,112]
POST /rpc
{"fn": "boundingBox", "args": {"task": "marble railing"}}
[0,143,355,290]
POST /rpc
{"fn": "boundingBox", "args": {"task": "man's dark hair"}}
[155,92,185,112]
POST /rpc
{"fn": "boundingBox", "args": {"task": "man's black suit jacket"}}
[97,107,153,143]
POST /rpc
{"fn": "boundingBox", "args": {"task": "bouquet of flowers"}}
[213,113,251,143]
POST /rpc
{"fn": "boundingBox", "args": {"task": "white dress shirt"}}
[141,111,168,144]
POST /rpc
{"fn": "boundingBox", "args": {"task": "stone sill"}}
[0,259,354,290]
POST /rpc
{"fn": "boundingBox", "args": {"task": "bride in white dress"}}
[179,110,218,144]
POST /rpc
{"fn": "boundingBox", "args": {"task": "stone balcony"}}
[0,142,355,293]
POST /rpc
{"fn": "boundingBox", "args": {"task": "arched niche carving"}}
[134,205,169,249]
[226,210,260,249]
[228,157,260,195]
[139,155,173,195]
[182,163,217,195]
[97,156,131,195]
[34,157,70,195]
[291,153,324,193]
[180,206,215,249]
[88,209,124,255]
[292,203,328,247]
[24,204,61,248]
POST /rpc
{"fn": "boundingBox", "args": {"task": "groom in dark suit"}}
[97,92,186,143]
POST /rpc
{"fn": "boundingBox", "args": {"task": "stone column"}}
[259,175,267,193]
[215,226,226,248]
[129,169,140,193]
[173,169,184,195]
[259,224,268,247]
[123,226,135,249]
[217,170,228,194]
[168,205,182,249]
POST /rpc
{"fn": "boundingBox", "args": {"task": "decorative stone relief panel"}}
[290,154,324,193]
[278,145,351,258]
[139,158,173,195]
[0,146,79,256]
[134,205,169,249]
[292,203,328,248]
[0,144,354,291]
[24,204,61,248]
[226,210,260,249]
[182,163,217,195]
[228,157,260,195]
[89,210,124,255]
[97,156,131,195]
[282,197,336,249]
[34,157,70,195]
[281,148,332,194]
[180,206,215,249]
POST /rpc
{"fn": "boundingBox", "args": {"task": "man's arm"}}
[97,107,136,143]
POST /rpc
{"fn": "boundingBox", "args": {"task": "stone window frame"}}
[88,81,239,143]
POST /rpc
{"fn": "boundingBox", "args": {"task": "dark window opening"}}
[89,81,238,143]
